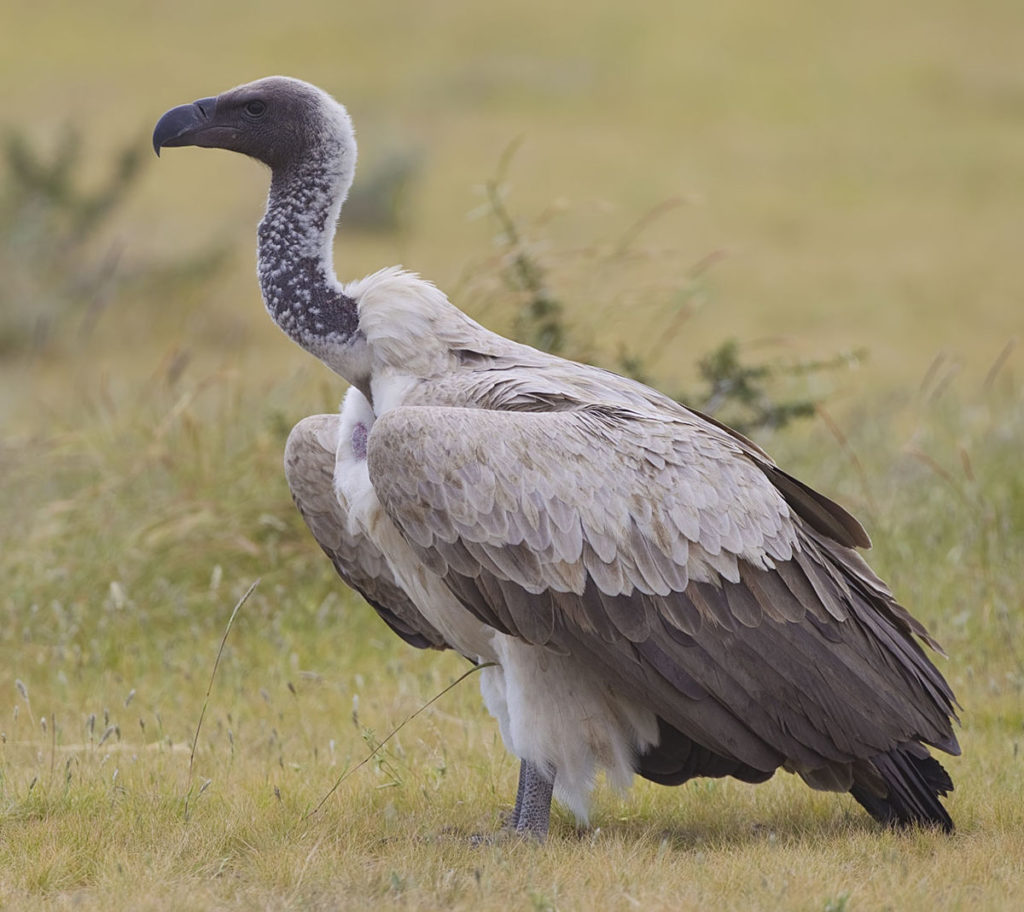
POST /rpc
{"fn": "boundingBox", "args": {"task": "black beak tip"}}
[152,97,217,159]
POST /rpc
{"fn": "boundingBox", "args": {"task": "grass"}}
[3,0,1023,908]
[2,338,1022,910]
[4,0,1023,391]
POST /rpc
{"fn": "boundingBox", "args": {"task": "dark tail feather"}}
[636,717,776,787]
[851,746,954,833]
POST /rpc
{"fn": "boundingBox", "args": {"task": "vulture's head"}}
[152,76,354,172]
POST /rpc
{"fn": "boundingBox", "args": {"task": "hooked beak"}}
[152,96,226,156]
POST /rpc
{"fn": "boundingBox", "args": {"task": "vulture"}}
[153,77,959,838]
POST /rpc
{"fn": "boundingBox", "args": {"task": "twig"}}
[48,712,56,786]
[613,196,685,257]
[301,661,496,822]
[903,446,974,510]
[188,579,259,789]
[982,339,1015,393]
[641,249,727,369]
[816,405,879,517]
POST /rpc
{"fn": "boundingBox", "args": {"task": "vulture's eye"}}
[245,100,267,117]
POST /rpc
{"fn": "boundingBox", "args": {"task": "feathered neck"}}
[257,123,370,390]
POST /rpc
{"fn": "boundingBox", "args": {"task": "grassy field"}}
[3,1,1023,909]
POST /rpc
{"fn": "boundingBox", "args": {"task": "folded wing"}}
[367,404,958,774]
[285,414,449,651]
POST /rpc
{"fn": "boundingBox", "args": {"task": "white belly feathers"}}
[333,387,659,821]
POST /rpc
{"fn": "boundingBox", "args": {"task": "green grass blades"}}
[1,361,1022,910]
[3,0,1023,906]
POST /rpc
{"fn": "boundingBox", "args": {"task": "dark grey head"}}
[152,76,355,172]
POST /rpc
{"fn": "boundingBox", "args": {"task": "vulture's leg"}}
[512,760,554,839]
[509,760,528,825]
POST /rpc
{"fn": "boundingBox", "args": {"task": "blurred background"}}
[0,4,1022,899]
[3,0,1021,419]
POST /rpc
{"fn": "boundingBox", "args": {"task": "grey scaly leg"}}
[513,760,554,839]
[510,760,528,826]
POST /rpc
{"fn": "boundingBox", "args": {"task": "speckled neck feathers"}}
[257,110,366,384]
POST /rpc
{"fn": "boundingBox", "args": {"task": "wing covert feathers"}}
[284,414,448,650]
[368,404,958,779]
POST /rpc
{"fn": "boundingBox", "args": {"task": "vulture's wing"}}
[285,414,448,651]
[367,405,958,773]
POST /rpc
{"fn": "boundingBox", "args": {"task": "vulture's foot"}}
[507,759,554,840]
